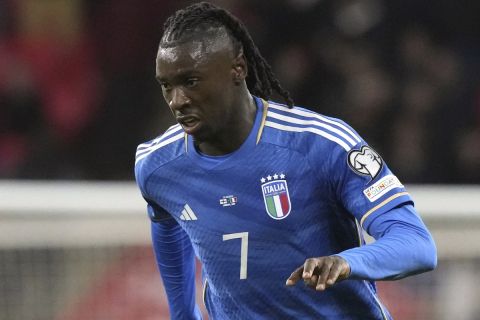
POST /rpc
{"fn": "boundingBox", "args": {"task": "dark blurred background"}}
[1,0,479,182]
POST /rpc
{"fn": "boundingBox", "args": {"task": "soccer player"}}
[135,2,437,319]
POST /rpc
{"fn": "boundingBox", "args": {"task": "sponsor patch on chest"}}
[219,195,238,207]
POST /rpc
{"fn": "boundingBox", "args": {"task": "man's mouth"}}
[181,116,197,127]
[177,115,201,133]
[176,114,197,124]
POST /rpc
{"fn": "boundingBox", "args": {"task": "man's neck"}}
[196,93,257,156]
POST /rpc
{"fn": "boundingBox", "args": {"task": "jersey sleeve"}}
[134,152,172,221]
[146,199,172,221]
[328,140,412,233]
[151,219,202,320]
[302,118,436,280]
[135,146,201,319]
[337,203,437,280]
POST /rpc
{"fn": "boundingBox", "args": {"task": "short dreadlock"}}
[160,2,294,107]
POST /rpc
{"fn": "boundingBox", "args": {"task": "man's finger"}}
[286,265,304,286]
[315,260,333,291]
[304,274,318,288]
[325,261,344,287]
[302,258,318,279]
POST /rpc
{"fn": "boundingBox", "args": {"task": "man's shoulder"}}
[134,123,185,179]
[262,100,363,154]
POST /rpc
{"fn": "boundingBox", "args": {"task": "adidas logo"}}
[180,204,198,221]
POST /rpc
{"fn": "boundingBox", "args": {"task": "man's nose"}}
[169,88,191,111]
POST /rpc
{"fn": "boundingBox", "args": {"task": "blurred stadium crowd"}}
[1,0,479,182]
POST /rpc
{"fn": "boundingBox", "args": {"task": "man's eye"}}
[186,78,198,87]
[160,82,171,91]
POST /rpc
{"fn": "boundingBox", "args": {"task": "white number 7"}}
[222,232,249,280]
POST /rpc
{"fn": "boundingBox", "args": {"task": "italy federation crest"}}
[260,174,291,220]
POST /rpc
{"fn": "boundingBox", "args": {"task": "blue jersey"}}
[135,97,414,319]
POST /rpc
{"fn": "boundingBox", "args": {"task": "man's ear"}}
[232,49,247,84]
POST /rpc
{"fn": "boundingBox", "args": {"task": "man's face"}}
[155,31,239,142]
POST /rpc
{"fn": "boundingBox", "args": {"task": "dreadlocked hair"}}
[161,2,294,107]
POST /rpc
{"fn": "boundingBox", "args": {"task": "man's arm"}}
[286,203,437,290]
[337,203,437,280]
[151,218,202,319]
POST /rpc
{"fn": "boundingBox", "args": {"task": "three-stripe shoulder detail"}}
[265,103,361,151]
[135,124,184,164]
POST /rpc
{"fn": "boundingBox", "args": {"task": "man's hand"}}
[286,256,351,291]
